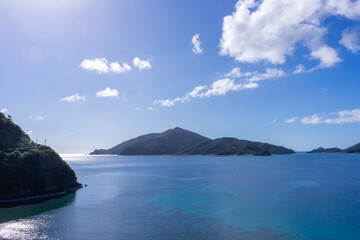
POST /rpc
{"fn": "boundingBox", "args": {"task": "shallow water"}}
[1,153,360,240]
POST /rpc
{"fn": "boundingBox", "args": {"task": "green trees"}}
[0,112,80,200]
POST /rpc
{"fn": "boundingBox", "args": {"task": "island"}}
[90,127,295,156]
[0,112,81,207]
[308,147,343,153]
[308,143,360,154]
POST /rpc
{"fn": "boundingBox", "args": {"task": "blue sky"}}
[1,0,360,153]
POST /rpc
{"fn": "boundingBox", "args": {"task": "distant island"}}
[90,127,295,156]
[308,143,360,154]
[0,112,81,207]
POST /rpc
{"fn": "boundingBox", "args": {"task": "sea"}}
[0,153,360,240]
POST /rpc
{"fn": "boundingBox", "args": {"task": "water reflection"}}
[0,193,76,224]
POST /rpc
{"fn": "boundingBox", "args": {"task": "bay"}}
[1,153,360,240]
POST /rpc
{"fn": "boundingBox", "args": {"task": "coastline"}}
[0,186,82,208]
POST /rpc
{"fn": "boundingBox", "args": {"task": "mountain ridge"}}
[308,143,360,154]
[90,127,295,156]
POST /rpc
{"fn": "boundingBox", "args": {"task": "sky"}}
[0,0,360,153]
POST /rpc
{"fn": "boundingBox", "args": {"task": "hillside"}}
[0,112,81,204]
[343,143,360,153]
[308,143,360,154]
[90,127,295,156]
[308,147,343,153]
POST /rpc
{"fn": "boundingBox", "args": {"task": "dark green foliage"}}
[90,127,295,156]
[308,144,360,154]
[0,112,31,150]
[0,113,80,200]
[308,147,343,153]
[343,143,360,153]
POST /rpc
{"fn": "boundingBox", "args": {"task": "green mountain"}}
[90,127,295,156]
[0,112,81,203]
[343,143,360,153]
[308,147,343,153]
[308,143,360,154]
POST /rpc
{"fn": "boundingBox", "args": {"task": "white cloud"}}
[224,67,285,81]
[310,45,342,68]
[61,94,86,102]
[147,107,154,111]
[219,0,355,67]
[204,78,258,97]
[191,34,203,54]
[110,62,132,73]
[133,57,151,70]
[1,108,7,113]
[80,58,109,74]
[301,108,360,124]
[301,114,323,124]
[154,67,287,107]
[80,58,132,74]
[96,87,119,98]
[340,27,360,53]
[246,68,286,82]
[224,67,242,78]
[29,115,45,121]
[326,0,360,20]
[293,64,306,74]
[154,79,259,107]
[271,118,278,123]
[285,117,298,123]
[27,130,33,135]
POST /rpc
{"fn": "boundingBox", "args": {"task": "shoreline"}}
[0,186,82,208]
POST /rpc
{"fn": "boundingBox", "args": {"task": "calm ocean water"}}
[0,153,360,240]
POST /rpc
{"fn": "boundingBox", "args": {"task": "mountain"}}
[308,143,360,154]
[343,143,360,153]
[90,127,295,156]
[0,112,81,204]
[308,147,343,153]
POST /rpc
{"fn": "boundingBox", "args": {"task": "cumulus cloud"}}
[301,108,360,124]
[340,27,360,53]
[133,57,151,70]
[326,0,360,20]
[1,108,7,113]
[110,62,131,73]
[310,45,342,68]
[219,0,358,67]
[96,87,119,98]
[80,58,132,74]
[80,58,109,74]
[285,117,298,123]
[27,130,33,135]
[61,94,86,102]
[191,34,203,54]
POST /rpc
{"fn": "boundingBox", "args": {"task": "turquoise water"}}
[1,153,360,239]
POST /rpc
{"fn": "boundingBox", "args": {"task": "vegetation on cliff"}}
[0,112,80,201]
